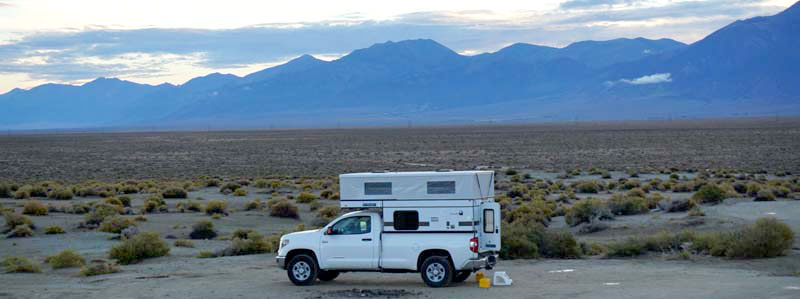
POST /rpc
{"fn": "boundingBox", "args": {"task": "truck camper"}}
[276,170,501,287]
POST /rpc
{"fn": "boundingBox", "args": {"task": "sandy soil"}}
[1,254,798,299]
[2,196,799,299]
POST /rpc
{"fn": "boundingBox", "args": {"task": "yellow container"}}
[479,277,491,289]
[475,272,485,283]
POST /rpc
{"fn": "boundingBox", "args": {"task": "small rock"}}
[121,226,139,239]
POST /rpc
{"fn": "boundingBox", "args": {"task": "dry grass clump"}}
[219,182,241,194]
[190,220,217,239]
[269,200,299,218]
[0,182,13,198]
[177,200,204,212]
[606,217,793,259]
[99,216,136,234]
[505,200,554,226]
[500,221,580,259]
[608,194,649,215]
[8,224,34,238]
[44,225,66,234]
[244,200,262,211]
[45,249,86,269]
[315,205,340,226]
[84,203,122,225]
[233,188,248,196]
[22,200,48,216]
[80,260,120,276]
[296,192,318,203]
[197,250,217,258]
[204,200,227,215]
[174,239,195,248]
[4,212,34,230]
[657,197,695,212]
[143,196,167,213]
[48,188,74,200]
[703,217,794,259]
[104,197,124,207]
[162,187,188,199]
[233,229,255,239]
[692,184,726,204]
[565,199,613,227]
[574,181,602,193]
[2,256,41,273]
[754,189,776,201]
[109,232,170,265]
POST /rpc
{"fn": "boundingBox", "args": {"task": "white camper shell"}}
[275,171,501,287]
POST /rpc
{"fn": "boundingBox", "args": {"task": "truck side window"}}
[393,211,419,230]
[331,216,371,235]
[364,182,392,195]
[427,181,455,194]
[483,209,494,233]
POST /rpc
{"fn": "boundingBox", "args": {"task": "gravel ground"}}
[1,255,799,299]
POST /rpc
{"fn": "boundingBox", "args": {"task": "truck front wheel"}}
[287,254,318,285]
[420,256,453,287]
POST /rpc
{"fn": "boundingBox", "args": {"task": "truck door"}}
[478,202,501,252]
[319,215,379,270]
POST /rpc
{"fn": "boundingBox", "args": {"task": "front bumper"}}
[275,256,286,269]
[463,254,497,271]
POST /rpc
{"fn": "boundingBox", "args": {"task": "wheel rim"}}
[426,262,446,282]
[292,261,311,281]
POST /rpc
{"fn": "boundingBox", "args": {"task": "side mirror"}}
[326,227,334,235]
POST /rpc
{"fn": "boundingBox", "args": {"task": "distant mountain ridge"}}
[1,2,799,130]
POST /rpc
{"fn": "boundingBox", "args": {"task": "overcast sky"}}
[0,0,795,93]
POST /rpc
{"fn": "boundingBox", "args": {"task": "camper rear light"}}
[469,237,479,253]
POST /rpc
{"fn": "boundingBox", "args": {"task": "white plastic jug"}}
[493,271,513,286]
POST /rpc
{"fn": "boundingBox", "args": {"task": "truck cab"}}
[275,171,500,287]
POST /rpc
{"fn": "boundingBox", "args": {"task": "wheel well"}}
[286,249,318,268]
[416,249,453,272]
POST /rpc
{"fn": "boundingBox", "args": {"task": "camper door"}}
[478,201,501,252]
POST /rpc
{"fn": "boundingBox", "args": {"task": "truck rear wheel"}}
[287,254,318,286]
[452,270,472,283]
[317,270,339,281]
[420,256,453,288]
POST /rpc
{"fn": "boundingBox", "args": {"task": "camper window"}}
[426,181,455,194]
[393,211,419,230]
[364,182,392,195]
[483,209,494,233]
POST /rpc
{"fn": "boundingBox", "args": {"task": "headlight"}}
[280,239,290,249]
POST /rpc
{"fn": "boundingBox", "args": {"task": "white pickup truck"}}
[275,171,500,287]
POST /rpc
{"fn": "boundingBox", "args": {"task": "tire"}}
[452,270,472,283]
[420,256,454,288]
[317,270,340,281]
[287,254,318,286]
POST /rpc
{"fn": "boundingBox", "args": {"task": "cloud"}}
[0,0,791,92]
[607,73,672,86]
[560,0,647,10]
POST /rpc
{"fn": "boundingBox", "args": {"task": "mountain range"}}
[1,2,799,130]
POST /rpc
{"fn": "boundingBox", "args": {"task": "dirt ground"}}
[2,190,799,299]
[1,118,799,181]
[1,119,799,298]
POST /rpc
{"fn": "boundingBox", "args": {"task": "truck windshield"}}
[331,216,371,235]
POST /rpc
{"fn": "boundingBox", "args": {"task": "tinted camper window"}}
[483,209,494,233]
[364,182,392,195]
[393,211,419,230]
[427,181,455,194]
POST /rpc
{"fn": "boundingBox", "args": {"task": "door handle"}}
[362,238,372,241]
[321,240,328,244]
